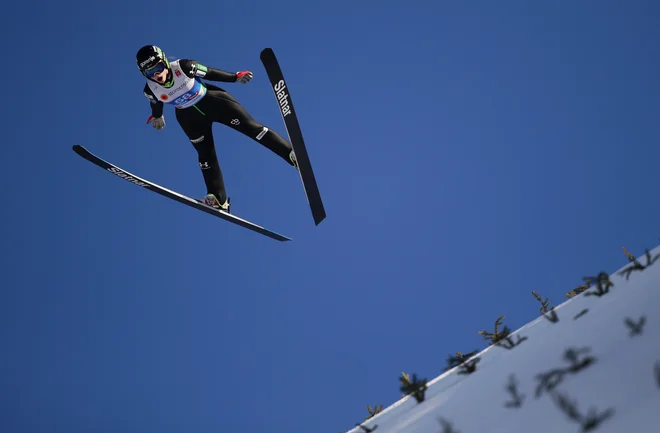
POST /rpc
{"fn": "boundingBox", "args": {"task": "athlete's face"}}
[154,68,168,83]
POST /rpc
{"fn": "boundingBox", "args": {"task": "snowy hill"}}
[344,245,660,433]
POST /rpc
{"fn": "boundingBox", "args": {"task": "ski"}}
[259,48,326,226]
[72,145,291,242]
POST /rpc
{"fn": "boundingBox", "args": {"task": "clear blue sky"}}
[3,1,659,432]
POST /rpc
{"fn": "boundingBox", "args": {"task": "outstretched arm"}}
[179,59,252,83]
[143,84,166,130]
[143,84,164,117]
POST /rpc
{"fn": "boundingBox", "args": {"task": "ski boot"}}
[201,193,230,214]
[289,150,299,171]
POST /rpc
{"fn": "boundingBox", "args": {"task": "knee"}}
[255,126,269,141]
[232,118,268,141]
[189,133,215,155]
[189,134,207,152]
[190,134,206,145]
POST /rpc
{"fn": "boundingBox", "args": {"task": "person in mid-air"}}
[136,45,298,214]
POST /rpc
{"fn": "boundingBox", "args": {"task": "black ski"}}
[72,145,291,242]
[259,48,326,226]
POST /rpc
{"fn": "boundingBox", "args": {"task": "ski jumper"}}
[143,59,294,204]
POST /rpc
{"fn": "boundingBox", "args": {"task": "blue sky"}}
[2,1,659,432]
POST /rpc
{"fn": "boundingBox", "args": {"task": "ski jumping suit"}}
[143,59,295,204]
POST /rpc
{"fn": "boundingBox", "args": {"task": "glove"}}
[236,70,253,84]
[147,115,166,130]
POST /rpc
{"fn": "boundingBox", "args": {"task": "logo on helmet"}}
[139,56,156,68]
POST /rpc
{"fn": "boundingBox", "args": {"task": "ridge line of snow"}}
[344,244,660,433]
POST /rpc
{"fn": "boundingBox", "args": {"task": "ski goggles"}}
[143,61,167,78]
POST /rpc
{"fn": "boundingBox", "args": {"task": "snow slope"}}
[345,245,660,433]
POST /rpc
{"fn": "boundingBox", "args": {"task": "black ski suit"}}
[143,59,294,204]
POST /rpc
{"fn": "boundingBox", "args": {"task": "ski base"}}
[260,47,326,226]
[72,145,291,242]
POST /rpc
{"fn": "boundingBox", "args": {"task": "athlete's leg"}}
[175,108,229,205]
[203,89,296,167]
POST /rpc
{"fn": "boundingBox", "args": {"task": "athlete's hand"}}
[236,70,253,84]
[147,115,166,130]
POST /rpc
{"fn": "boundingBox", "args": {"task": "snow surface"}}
[345,245,660,433]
